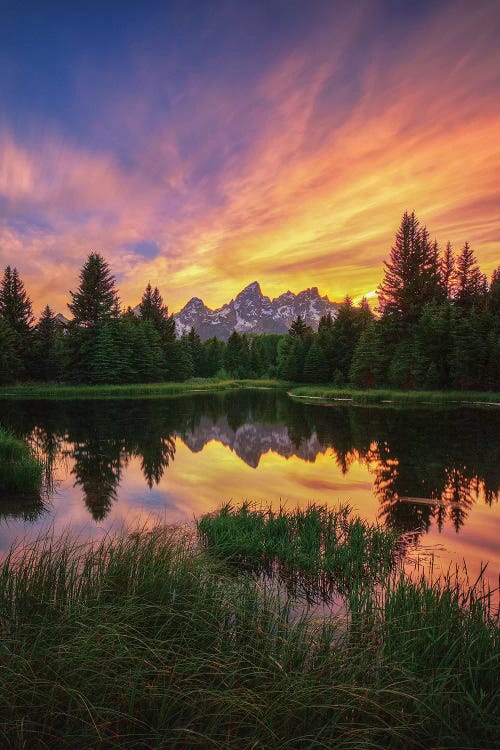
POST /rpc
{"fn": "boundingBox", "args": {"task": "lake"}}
[0,389,499,585]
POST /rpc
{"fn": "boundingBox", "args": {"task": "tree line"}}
[0,211,498,389]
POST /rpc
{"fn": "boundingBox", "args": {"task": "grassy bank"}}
[1,379,498,406]
[0,427,43,493]
[0,519,497,748]
[0,378,287,401]
[288,385,500,406]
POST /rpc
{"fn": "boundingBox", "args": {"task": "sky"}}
[0,0,499,315]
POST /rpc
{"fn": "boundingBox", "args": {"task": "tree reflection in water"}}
[0,392,497,533]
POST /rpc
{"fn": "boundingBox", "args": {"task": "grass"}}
[0,427,43,493]
[0,378,287,401]
[288,385,500,407]
[1,379,497,407]
[0,519,497,748]
[197,503,403,597]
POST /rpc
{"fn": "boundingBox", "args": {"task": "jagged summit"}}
[174,282,338,340]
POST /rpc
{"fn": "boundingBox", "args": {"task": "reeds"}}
[0,521,497,748]
[288,386,500,406]
[0,378,285,401]
[0,427,43,493]
[197,503,402,595]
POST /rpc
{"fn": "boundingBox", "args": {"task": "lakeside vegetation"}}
[0,517,497,748]
[288,386,500,406]
[0,211,498,392]
[0,427,43,493]
[0,378,285,401]
[1,379,498,407]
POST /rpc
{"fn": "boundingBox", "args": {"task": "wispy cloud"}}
[0,0,498,315]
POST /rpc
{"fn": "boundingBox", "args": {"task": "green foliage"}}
[378,211,443,324]
[303,338,329,382]
[203,337,225,376]
[0,525,497,748]
[349,322,384,387]
[455,241,487,310]
[138,282,176,344]
[0,265,34,335]
[187,326,205,376]
[0,318,22,383]
[224,331,252,377]
[288,314,312,338]
[198,503,400,587]
[32,306,69,382]
[0,427,43,493]
[68,252,120,327]
[0,266,34,376]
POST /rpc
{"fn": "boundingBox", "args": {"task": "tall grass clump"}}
[0,427,43,493]
[198,503,402,595]
[0,526,498,748]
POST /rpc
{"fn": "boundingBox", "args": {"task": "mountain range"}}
[172,282,338,340]
[56,281,339,340]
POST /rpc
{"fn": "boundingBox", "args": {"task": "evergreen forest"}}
[1,212,499,390]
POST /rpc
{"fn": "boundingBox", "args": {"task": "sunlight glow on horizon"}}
[0,0,499,316]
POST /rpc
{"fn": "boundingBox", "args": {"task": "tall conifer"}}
[68,253,120,327]
[0,266,34,334]
[138,283,176,343]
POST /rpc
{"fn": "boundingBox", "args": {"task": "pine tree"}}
[89,323,120,383]
[138,283,176,343]
[349,323,384,388]
[187,327,205,376]
[440,242,456,299]
[204,337,225,377]
[289,315,312,338]
[249,337,264,378]
[0,266,34,334]
[33,305,60,380]
[455,242,487,310]
[318,312,334,334]
[378,212,442,324]
[0,266,34,375]
[224,331,243,376]
[68,253,120,327]
[303,339,330,383]
[133,321,165,382]
[0,318,22,383]
[487,267,500,317]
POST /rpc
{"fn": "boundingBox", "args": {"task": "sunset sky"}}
[1,0,499,316]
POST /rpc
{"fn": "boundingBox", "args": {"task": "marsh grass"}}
[0,378,287,401]
[197,503,402,597]
[0,524,498,748]
[289,386,500,407]
[0,427,43,494]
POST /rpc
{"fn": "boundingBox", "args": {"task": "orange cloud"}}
[0,0,498,316]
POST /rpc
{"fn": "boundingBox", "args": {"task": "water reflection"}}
[0,391,498,540]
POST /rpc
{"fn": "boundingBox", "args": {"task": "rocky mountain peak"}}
[236,281,262,299]
[174,282,338,340]
[184,297,208,311]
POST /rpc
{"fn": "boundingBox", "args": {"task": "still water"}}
[0,390,499,583]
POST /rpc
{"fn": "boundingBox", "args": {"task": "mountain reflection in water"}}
[0,391,498,576]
